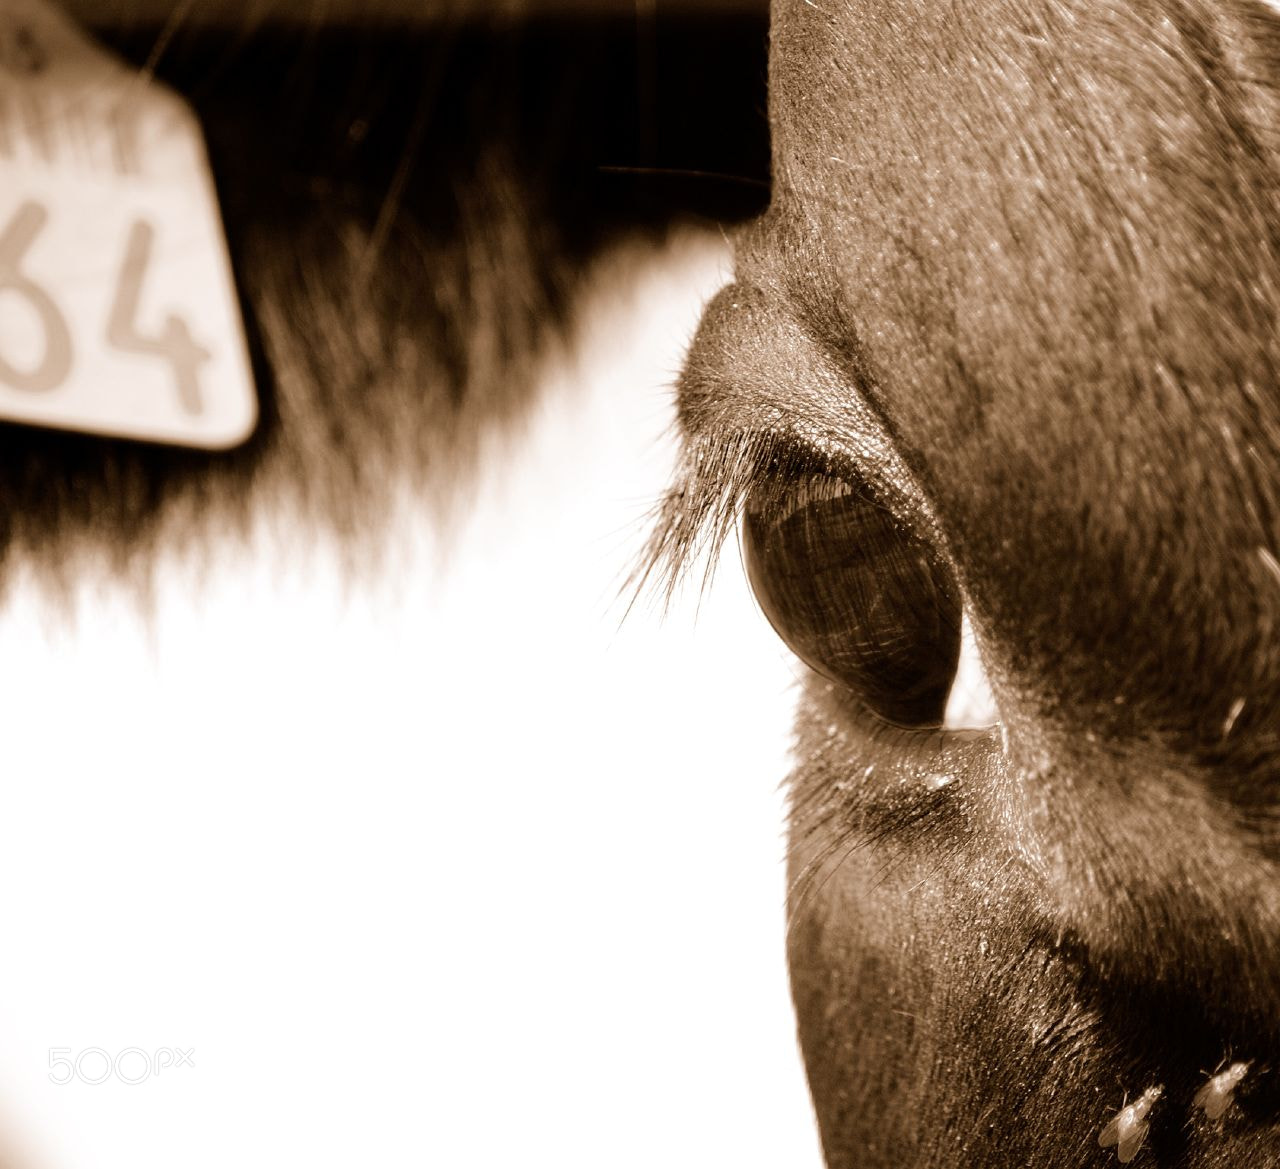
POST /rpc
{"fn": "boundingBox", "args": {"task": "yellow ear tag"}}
[0,1,257,449]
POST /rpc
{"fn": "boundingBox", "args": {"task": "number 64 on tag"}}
[0,193,257,449]
[2,198,209,410]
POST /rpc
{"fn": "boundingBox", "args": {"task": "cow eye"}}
[742,473,984,730]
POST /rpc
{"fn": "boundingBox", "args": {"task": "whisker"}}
[138,0,197,84]
[357,29,458,290]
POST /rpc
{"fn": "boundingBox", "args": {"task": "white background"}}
[0,231,822,1169]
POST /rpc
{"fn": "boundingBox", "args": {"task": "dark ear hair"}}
[0,24,573,597]
[0,15,770,602]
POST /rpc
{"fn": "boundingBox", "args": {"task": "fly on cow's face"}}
[1099,1085,1163,1165]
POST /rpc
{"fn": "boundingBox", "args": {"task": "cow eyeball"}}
[742,473,995,731]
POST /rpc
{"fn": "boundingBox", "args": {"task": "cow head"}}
[650,1,1280,1163]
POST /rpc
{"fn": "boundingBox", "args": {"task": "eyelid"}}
[674,281,938,534]
[640,282,940,608]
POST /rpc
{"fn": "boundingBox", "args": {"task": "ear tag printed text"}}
[0,0,257,448]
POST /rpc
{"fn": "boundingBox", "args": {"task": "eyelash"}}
[634,429,845,607]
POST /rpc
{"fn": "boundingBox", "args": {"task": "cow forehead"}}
[750,0,1280,740]
[764,0,1280,462]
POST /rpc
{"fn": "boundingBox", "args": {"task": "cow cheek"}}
[784,694,1112,1168]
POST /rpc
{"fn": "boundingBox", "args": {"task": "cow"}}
[643,0,1280,1165]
